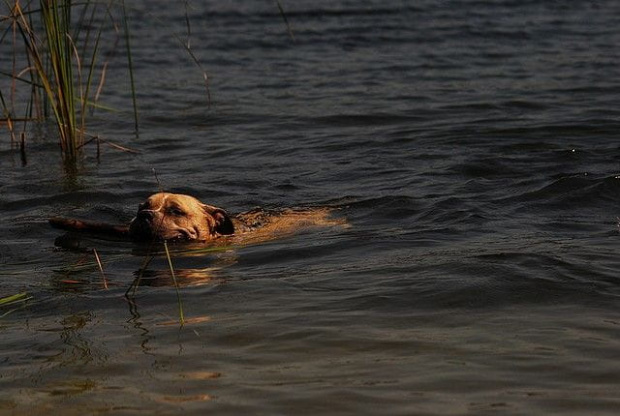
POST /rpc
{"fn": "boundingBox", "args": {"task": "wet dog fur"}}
[127,193,235,241]
[49,192,341,244]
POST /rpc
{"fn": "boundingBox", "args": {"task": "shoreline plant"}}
[0,0,138,166]
[1,1,294,169]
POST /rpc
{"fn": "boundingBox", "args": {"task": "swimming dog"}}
[50,192,341,243]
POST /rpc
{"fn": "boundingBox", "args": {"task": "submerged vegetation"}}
[0,0,138,165]
[0,292,32,318]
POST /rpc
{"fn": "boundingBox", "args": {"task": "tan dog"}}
[50,192,342,243]
[128,193,235,241]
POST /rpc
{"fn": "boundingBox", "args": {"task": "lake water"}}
[2,0,620,414]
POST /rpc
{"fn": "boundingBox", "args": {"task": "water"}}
[2,0,620,414]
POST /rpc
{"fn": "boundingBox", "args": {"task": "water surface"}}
[1,1,620,414]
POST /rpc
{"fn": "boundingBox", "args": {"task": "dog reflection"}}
[134,268,222,287]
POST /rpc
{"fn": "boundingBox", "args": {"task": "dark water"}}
[2,0,620,414]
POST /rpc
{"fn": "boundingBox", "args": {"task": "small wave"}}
[342,195,419,220]
[452,157,524,178]
[512,175,620,210]
[309,113,424,128]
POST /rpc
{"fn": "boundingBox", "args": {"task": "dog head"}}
[128,193,234,241]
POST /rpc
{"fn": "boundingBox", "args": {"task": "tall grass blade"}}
[0,292,33,318]
[4,0,138,164]
[125,253,155,298]
[152,168,164,192]
[275,0,295,41]
[0,292,31,306]
[183,0,191,48]
[163,241,185,327]
[92,248,108,289]
[13,3,62,130]
[120,0,139,134]
[171,31,211,107]
[0,88,17,143]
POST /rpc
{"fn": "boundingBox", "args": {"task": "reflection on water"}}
[132,267,223,288]
[56,312,98,366]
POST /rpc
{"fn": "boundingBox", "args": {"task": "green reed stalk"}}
[0,292,31,306]
[13,0,81,160]
[275,0,295,41]
[0,292,32,318]
[5,0,139,165]
[79,11,103,137]
[163,241,185,327]
[12,3,60,130]
[41,0,77,156]
[120,0,138,134]
[0,88,16,143]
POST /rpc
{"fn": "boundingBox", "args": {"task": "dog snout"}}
[137,209,155,221]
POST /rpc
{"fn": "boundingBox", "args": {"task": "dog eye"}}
[168,207,185,216]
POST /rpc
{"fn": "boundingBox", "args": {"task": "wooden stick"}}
[49,217,130,238]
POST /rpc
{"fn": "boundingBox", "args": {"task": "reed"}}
[0,292,31,306]
[0,292,32,318]
[2,0,138,164]
[40,0,80,157]
[2,1,290,166]
[92,248,108,289]
[163,240,185,327]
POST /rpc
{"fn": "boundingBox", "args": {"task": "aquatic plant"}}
[0,0,138,165]
[0,292,32,318]
[163,241,185,326]
[1,1,292,167]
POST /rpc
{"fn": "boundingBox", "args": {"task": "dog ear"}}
[201,204,235,235]
[212,209,235,235]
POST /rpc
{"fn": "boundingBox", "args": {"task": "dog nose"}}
[137,210,154,221]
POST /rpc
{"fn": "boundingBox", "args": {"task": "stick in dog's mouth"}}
[50,192,346,244]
